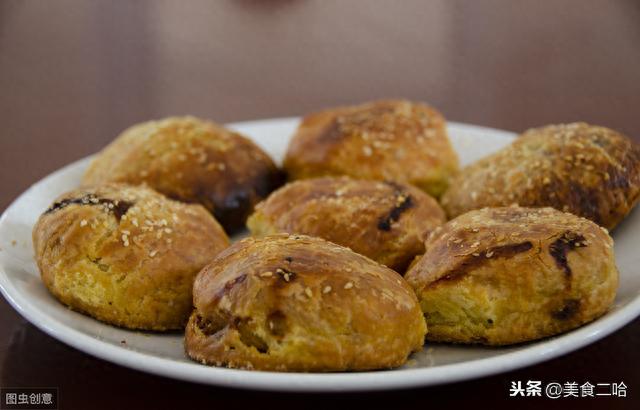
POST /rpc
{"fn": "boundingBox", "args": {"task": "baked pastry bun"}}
[247,177,446,272]
[283,100,459,198]
[185,234,426,371]
[405,206,618,345]
[33,183,229,330]
[441,123,640,230]
[82,116,283,233]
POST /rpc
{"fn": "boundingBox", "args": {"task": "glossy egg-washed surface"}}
[185,234,426,371]
[441,123,640,230]
[32,184,229,330]
[83,116,283,234]
[406,207,618,345]
[283,100,459,198]
[247,177,445,272]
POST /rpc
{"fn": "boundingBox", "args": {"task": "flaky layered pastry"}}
[247,177,445,272]
[33,183,229,330]
[185,234,426,371]
[284,99,459,198]
[441,123,640,230]
[405,206,618,345]
[83,116,283,233]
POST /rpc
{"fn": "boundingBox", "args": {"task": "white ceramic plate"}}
[1,117,639,392]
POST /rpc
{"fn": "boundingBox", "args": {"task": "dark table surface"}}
[1,1,639,408]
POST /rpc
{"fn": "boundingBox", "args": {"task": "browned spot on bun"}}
[564,182,603,225]
[548,232,586,278]
[378,193,414,231]
[189,165,284,233]
[266,310,288,337]
[551,299,581,320]
[45,195,134,221]
[195,313,229,336]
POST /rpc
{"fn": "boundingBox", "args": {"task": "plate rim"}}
[1,117,639,392]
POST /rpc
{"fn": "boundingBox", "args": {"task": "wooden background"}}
[0,1,638,408]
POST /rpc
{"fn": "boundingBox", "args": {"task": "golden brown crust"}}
[405,206,618,345]
[247,177,445,272]
[82,116,283,233]
[283,100,459,198]
[32,183,229,330]
[441,123,640,230]
[185,234,426,372]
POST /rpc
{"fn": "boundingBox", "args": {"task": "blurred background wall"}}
[1,0,640,210]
